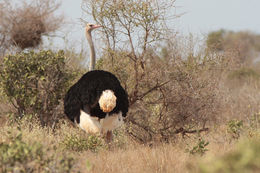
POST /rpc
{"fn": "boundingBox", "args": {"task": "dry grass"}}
[1,116,257,173]
[78,143,190,173]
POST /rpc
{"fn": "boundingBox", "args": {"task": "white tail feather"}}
[99,90,117,113]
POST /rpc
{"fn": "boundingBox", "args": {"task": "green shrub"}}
[0,129,76,173]
[61,134,105,152]
[199,139,260,173]
[0,50,76,126]
[186,138,209,156]
[0,131,43,172]
[227,119,243,139]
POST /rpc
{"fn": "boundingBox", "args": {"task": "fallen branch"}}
[173,127,209,136]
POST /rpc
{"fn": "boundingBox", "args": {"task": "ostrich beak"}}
[93,24,102,29]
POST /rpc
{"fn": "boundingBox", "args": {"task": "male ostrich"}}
[64,23,129,142]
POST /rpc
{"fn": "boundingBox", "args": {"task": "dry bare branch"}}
[0,0,63,53]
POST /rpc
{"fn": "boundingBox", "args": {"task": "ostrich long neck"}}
[86,31,96,71]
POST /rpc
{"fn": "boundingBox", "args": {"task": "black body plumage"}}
[64,70,129,123]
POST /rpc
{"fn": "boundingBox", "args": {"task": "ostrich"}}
[64,23,129,142]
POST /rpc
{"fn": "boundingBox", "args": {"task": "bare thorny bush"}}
[82,0,237,144]
[0,0,63,56]
[98,42,238,144]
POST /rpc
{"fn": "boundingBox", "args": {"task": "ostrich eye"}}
[89,24,93,27]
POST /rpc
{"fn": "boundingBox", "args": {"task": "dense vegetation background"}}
[0,0,260,172]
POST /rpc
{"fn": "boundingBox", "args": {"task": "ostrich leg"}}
[106,130,113,143]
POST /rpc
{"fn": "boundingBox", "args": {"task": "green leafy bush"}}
[61,134,104,152]
[199,139,260,173]
[186,138,209,156]
[0,131,43,172]
[0,50,75,126]
[227,119,243,139]
[0,129,75,173]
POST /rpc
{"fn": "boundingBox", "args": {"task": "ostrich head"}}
[85,23,102,33]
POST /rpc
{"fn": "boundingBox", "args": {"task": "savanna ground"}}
[1,0,260,172]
